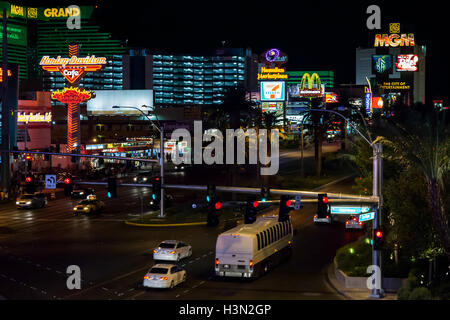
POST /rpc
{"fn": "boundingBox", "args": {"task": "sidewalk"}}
[326,263,397,300]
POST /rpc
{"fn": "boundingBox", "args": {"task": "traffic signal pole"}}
[159,125,165,218]
[370,143,384,298]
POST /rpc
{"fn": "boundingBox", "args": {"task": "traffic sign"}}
[330,206,371,214]
[294,195,301,210]
[45,175,56,189]
[358,211,375,222]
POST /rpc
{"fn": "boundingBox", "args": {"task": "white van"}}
[215,216,293,278]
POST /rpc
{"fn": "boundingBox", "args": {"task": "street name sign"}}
[330,206,371,214]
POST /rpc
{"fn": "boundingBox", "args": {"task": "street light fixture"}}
[112,105,166,218]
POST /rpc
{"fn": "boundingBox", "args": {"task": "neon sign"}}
[298,73,324,97]
[40,55,107,83]
[17,112,52,123]
[364,87,372,115]
[260,48,288,66]
[260,82,286,101]
[0,68,12,82]
[372,55,392,74]
[257,67,287,80]
[378,81,411,90]
[51,87,94,104]
[396,54,418,72]
[43,7,80,18]
[374,33,415,47]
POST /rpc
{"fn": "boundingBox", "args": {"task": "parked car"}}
[153,240,192,262]
[143,264,186,289]
[16,193,47,209]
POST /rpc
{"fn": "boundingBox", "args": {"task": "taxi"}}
[73,195,105,215]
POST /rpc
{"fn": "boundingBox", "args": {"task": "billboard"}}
[260,81,286,101]
[372,55,393,74]
[396,54,419,72]
[324,92,339,103]
[87,90,154,115]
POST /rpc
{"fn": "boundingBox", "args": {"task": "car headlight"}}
[80,192,84,195]
[16,201,19,205]
[73,208,77,211]
[133,177,137,181]
[149,201,154,205]
[175,166,178,169]
[84,207,89,210]
[26,201,32,205]
[181,166,184,170]
[143,177,148,181]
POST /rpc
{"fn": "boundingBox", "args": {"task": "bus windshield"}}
[216,235,253,254]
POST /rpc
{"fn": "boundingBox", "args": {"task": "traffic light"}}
[279,195,292,222]
[206,184,216,203]
[150,176,161,209]
[25,175,35,194]
[245,195,258,224]
[317,193,329,218]
[64,178,73,197]
[107,177,117,198]
[261,186,270,202]
[207,198,221,227]
[373,228,385,250]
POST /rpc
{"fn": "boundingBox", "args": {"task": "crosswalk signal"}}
[107,177,117,198]
[317,193,329,218]
[64,178,72,197]
[245,195,258,224]
[279,195,292,222]
[373,228,385,250]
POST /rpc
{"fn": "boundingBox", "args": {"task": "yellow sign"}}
[378,81,411,90]
[43,7,80,18]
[27,7,38,19]
[257,67,287,80]
[10,4,25,17]
[389,23,400,34]
[374,34,414,47]
[17,112,52,123]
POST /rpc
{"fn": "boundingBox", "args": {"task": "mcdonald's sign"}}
[297,73,324,97]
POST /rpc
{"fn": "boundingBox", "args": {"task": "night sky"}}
[24,0,449,104]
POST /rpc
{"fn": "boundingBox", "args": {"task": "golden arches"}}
[300,73,321,90]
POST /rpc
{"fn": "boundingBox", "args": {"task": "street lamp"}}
[112,105,166,218]
[305,107,384,298]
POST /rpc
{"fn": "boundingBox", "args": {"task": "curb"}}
[125,220,207,227]
[325,262,354,300]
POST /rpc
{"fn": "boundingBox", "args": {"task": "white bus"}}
[215,216,293,278]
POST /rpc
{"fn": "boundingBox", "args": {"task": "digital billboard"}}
[260,81,286,101]
[87,90,154,115]
[372,55,393,74]
[396,54,419,72]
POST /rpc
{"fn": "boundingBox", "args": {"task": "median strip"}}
[125,220,207,227]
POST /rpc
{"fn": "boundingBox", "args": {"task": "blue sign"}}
[330,206,371,214]
[365,92,372,115]
[359,211,375,222]
[45,174,56,189]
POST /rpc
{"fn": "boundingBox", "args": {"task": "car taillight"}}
[353,217,357,221]
[346,221,349,224]
[249,260,253,269]
[326,216,329,219]
[359,222,363,225]
[215,258,219,266]
[144,275,149,280]
[160,277,168,280]
[153,249,158,254]
[314,215,317,219]
[170,250,176,254]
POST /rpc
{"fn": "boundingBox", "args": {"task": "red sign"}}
[396,54,418,72]
[51,87,94,104]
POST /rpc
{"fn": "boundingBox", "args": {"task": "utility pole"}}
[159,125,165,218]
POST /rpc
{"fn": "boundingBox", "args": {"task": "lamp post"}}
[307,108,384,298]
[112,105,165,218]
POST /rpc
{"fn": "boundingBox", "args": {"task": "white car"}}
[153,240,192,261]
[313,214,332,224]
[345,216,364,230]
[143,264,186,289]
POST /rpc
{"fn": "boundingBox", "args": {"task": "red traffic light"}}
[322,197,329,204]
[155,177,160,181]
[253,201,259,208]
[375,231,383,238]
[215,202,221,210]
[64,178,71,184]
[25,176,32,183]
[286,200,292,206]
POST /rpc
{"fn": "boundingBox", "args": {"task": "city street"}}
[0,177,363,300]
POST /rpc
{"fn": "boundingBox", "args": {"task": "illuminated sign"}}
[364,87,372,115]
[43,7,80,18]
[288,73,324,97]
[330,206,371,214]
[396,54,419,72]
[87,90,154,115]
[261,101,284,112]
[40,55,107,83]
[257,67,288,80]
[374,33,414,47]
[260,81,286,101]
[372,55,392,74]
[260,49,288,66]
[0,23,27,46]
[324,92,339,103]
[372,97,384,109]
[51,87,94,104]
[0,68,12,82]
[17,112,52,123]
[10,4,24,17]
[378,81,411,90]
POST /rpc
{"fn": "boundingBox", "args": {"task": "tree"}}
[373,103,450,261]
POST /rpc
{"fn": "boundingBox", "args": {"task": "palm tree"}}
[373,103,450,261]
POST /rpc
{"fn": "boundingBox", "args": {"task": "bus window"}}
[269,228,274,244]
[272,227,276,242]
[263,230,267,247]
[257,233,261,250]
[276,224,280,240]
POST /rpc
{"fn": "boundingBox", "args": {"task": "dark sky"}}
[24,0,450,103]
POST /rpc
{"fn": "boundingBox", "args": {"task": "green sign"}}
[0,2,93,20]
[0,23,26,46]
